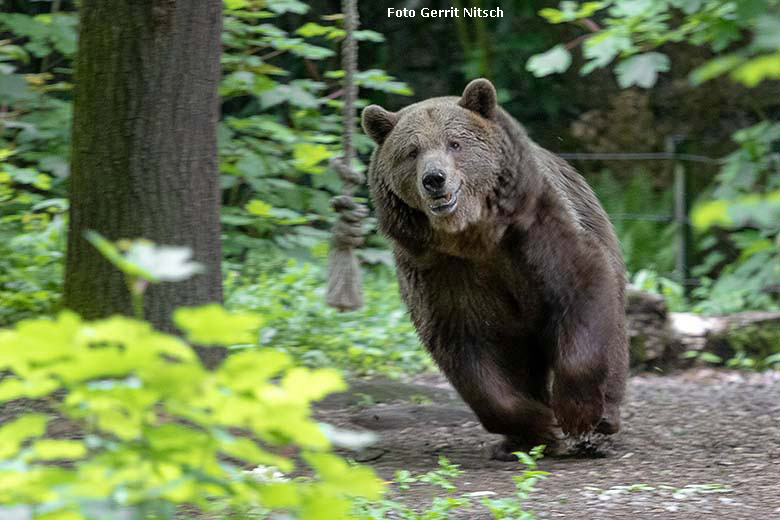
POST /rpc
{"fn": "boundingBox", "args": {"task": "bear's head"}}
[362,78,509,236]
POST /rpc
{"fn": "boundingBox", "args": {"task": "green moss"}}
[715,323,780,369]
[629,334,648,367]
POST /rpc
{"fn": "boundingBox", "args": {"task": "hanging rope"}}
[326,0,367,311]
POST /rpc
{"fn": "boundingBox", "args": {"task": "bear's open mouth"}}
[428,184,462,215]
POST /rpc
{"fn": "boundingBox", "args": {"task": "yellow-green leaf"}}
[281,367,345,403]
[174,304,263,346]
[690,54,745,85]
[224,0,249,9]
[293,143,331,174]
[303,451,383,499]
[731,53,780,87]
[220,436,293,472]
[217,350,291,390]
[36,510,87,520]
[31,439,87,460]
[298,491,352,520]
[539,8,565,23]
[246,199,273,216]
[0,375,60,402]
[691,199,731,230]
[257,482,302,508]
[739,238,772,261]
[0,414,49,458]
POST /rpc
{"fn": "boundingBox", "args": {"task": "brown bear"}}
[361,78,629,460]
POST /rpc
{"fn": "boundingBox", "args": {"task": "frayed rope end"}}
[326,246,364,311]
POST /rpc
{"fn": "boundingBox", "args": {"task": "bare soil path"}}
[316,369,780,519]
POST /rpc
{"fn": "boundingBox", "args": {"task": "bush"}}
[0,307,383,519]
[0,213,64,326]
[226,255,432,377]
[590,169,676,275]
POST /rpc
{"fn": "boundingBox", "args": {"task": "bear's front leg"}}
[522,212,628,438]
[551,341,607,437]
[430,343,562,459]
[547,270,627,437]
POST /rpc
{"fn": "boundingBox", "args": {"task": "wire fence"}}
[559,152,723,165]
[558,138,722,294]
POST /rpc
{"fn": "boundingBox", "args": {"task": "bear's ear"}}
[362,105,398,144]
[459,78,497,119]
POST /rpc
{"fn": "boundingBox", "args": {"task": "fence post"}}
[668,135,691,297]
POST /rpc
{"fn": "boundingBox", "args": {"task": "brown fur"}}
[362,79,629,460]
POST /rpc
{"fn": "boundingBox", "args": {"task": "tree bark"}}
[64,1,224,366]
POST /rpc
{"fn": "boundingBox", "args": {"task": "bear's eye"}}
[448,141,461,151]
[408,148,418,159]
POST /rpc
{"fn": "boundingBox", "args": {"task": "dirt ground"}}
[316,368,780,519]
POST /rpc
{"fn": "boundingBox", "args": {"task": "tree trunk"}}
[64,1,224,367]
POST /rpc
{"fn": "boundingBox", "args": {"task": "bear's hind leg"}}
[596,343,628,435]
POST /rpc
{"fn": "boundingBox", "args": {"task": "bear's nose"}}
[422,169,447,196]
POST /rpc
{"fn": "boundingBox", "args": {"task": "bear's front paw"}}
[552,384,604,437]
[487,435,565,461]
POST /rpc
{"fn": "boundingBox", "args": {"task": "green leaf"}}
[539,2,604,23]
[354,30,385,42]
[582,31,633,72]
[257,482,303,508]
[31,439,87,460]
[266,0,309,15]
[259,84,320,109]
[538,8,566,23]
[691,199,731,230]
[296,23,334,38]
[0,375,60,402]
[698,352,723,364]
[740,238,774,260]
[690,54,745,85]
[293,143,332,174]
[281,367,345,402]
[615,52,670,88]
[355,69,412,95]
[84,231,153,280]
[220,436,293,471]
[47,14,78,57]
[753,14,780,51]
[0,73,33,103]
[764,352,780,366]
[217,350,291,389]
[36,510,87,520]
[669,0,702,14]
[303,451,383,499]
[731,53,780,87]
[0,43,29,63]
[0,413,49,458]
[224,0,249,8]
[526,45,572,77]
[246,199,273,216]
[173,304,263,345]
[610,0,654,17]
